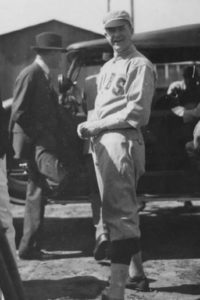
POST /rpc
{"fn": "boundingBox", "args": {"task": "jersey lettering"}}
[105,73,116,89]
[112,77,126,96]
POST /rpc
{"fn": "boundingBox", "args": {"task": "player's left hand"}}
[77,121,102,139]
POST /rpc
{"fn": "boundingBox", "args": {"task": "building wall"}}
[0,20,103,100]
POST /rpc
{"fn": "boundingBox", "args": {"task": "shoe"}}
[101,290,122,300]
[93,234,110,261]
[19,248,53,260]
[101,294,123,300]
[101,294,109,300]
[126,275,150,292]
[101,295,116,300]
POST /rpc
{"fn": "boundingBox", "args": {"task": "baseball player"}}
[78,10,156,300]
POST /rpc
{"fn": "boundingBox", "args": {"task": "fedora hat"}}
[32,32,66,52]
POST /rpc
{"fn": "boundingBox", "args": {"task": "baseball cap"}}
[103,10,132,28]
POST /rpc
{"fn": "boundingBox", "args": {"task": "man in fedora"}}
[9,32,70,259]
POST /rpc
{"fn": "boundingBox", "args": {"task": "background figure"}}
[0,98,16,300]
[170,65,200,125]
[0,158,16,259]
[0,98,16,259]
[9,32,76,260]
[78,10,156,300]
[167,65,200,109]
[170,65,200,207]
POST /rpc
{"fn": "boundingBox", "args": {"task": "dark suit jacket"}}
[10,62,61,159]
[9,61,81,172]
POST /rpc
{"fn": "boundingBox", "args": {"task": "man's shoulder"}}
[17,62,41,81]
[130,49,154,70]
[101,58,113,68]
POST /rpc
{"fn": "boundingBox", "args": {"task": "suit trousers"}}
[18,146,67,255]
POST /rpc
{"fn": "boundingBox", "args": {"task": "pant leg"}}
[0,155,16,259]
[18,176,45,254]
[92,195,109,240]
[19,146,68,255]
[92,130,145,242]
[85,154,109,239]
[35,146,67,189]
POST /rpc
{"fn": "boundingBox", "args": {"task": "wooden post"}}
[107,0,111,12]
[130,0,134,32]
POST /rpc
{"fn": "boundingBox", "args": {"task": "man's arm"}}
[171,102,200,123]
[10,71,36,139]
[183,102,200,122]
[193,120,200,150]
[167,80,185,95]
[119,63,155,128]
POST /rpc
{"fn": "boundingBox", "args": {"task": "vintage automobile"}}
[5,23,200,204]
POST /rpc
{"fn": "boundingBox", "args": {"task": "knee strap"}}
[111,238,141,265]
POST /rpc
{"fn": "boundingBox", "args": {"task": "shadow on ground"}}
[13,202,200,300]
[23,276,106,300]
[155,284,200,295]
[14,217,95,258]
[13,204,200,261]
[140,203,200,261]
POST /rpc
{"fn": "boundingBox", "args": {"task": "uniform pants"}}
[85,154,109,239]
[0,155,16,258]
[92,129,145,241]
[18,146,67,255]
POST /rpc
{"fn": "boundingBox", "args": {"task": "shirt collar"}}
[113,43,136,60]
[35,55,50,78]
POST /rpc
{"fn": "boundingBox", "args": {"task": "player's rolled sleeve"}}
[119,64,155,128]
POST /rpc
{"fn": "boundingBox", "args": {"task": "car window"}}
[75,65,101,91]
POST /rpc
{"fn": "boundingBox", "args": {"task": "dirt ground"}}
[11,198,200,300]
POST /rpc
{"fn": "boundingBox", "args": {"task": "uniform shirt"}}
[94,45,156,129]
